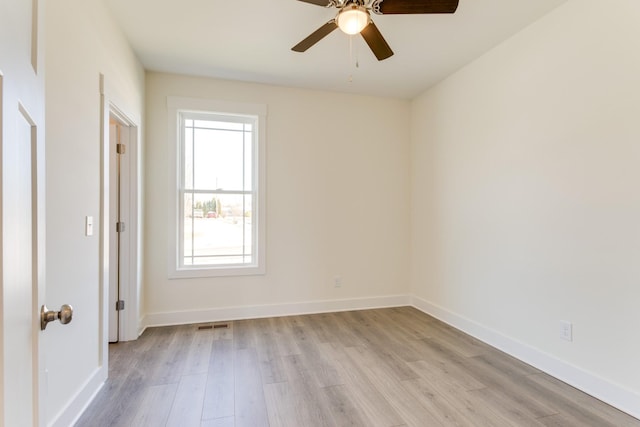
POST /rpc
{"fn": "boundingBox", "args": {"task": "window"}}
[168,97,266,278]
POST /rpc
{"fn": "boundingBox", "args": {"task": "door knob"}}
[40,304,73,330]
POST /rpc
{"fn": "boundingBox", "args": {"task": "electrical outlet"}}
[334,276,342,288]
[560,320,573,341]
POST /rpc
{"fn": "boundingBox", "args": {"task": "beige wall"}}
[410,0,640,412]
[144,73,411,322]
[43,0,640,422]
[45,0,144,424]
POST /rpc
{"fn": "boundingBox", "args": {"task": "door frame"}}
[99,74,140,355]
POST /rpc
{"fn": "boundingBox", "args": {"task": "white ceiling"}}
[106,0,567,99]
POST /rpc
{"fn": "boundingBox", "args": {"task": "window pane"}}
[244,193,253,253]
[193,120,244,131]
[244,131,253,191]
[183,193,252,266]
[184,127,194,189]
[193,128,245,191]
[184,216,193,258]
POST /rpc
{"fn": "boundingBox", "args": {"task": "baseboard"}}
[141,294,411,329]
[137,316,147,338]
[411,296,640,420]
[47,365,107,427]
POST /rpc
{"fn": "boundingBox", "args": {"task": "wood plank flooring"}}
[74,307,640,427]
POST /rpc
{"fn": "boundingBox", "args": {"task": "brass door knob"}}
[40,304,73,330]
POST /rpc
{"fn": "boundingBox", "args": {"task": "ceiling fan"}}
[292,0,459,61]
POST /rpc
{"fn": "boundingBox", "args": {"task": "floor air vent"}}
[197,323,230,330]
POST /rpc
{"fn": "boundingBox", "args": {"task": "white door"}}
[108,117,131,343]
[108,120,119,342]
[1,0,47,425]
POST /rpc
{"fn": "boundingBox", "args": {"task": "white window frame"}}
[167,97,266,278]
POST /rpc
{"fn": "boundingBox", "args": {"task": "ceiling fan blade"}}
[372,0,459,15]
[292,20,338,52]
[360,21,394,61]
[296,0,333,6]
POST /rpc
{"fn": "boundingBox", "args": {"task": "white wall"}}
[411,0,640,416]
[44,0,144,425]
[144,73,411,325]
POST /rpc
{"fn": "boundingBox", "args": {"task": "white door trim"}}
[99,75,140,352]
[46,72,142,427]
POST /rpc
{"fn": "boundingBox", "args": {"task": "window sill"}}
[168,264,265,279]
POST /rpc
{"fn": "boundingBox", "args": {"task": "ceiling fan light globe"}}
[337,6,369,35]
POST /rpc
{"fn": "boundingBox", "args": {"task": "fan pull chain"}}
[348,36,353,83]
[349,35,360,69]
[348,35,359,84]
[349,35,353,65]
[347,35,359,85]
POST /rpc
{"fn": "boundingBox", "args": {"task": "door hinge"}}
[116,143,126,154]
[116,300,125,311]
[116,222,126,232]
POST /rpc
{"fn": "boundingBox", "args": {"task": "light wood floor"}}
[75,307,639,427]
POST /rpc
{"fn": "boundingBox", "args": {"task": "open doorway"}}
[106,107,139,343]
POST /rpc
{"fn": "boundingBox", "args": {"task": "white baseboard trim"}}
[142,294,411,329]
[48,365,107,427]
[411,296,640,421]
